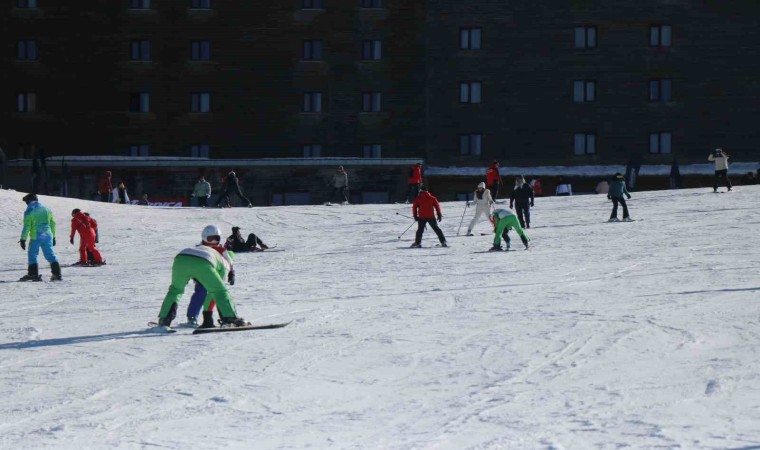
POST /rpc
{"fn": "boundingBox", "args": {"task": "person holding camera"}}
[708,148,733,193]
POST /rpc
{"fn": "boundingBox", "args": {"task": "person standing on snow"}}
[215,170,252,207]
[608,173,633,222]
[555,176,573,196]
[98,171,113,202]
[708,148,733,193]
[509,175,535,229]
[112,181,130,204]
[466,182,494,236]
[485,160,502,200]
[184,229,236,328]
[490,208,529,251]
[156,225,246,329]
[411,186,447,248]
[192,175,211,207]
[225,226,269,252]
[329,166,349,205]
[69,208,105,266]
[529,177,543,197]
[19,193,62,281]
[405,162,423,203]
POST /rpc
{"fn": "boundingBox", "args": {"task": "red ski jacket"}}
[486,164,501,186]
[98,171,112,195]
[70,211,94,240]
[412,191,441,219]
[407,165,422,184]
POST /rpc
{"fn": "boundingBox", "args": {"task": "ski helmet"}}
[201,225,222,243]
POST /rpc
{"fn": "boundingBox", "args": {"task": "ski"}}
[192,321,292,334]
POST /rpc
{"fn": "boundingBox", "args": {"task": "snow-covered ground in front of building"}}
[1,186,758,449]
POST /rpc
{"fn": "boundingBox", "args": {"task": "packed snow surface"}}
[0,187,759,449]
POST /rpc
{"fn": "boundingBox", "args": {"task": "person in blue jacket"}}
[19,193,62,281]
[608,173,633,222]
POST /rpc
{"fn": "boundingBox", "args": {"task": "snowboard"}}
[192,321,292,334]
[146,322,177,333]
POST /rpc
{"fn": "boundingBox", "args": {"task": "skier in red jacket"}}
[69,209,104,265]
[411,186,447,248]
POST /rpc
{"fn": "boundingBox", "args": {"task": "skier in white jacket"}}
[708,148,733,193]
[466,182,494,236]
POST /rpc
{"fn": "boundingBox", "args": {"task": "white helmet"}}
[201,225,222,243]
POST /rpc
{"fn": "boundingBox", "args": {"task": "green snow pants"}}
[494,215,528,247]
[158,254,238,320]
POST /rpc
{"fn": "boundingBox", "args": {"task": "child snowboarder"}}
[509,175,535,228]
[156,225,247,330]
[19,193,62,281]
[70,209,105,265]
[185,230,236,328]
[608,173,633,222]
[225,226,269,252]
[411,186,447,247]
[490,208,529,251]
[466,182,494,236]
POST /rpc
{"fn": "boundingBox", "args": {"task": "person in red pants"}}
[69,208,104,266]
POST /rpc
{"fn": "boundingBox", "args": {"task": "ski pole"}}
[395,212,414,220]
[456,202,469,235]
[398,220,416,239]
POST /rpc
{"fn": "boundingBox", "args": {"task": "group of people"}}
[193,171,253,208]
[97,170,149,205]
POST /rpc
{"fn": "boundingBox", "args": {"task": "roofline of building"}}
[6,156,425,168]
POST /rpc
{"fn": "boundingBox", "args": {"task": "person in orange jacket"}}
[485,160,502,200]
[411,186,447,248]
[405,162,423,203]
[70,208,104,266]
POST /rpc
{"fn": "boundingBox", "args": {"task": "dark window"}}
[302,0,323,8]
[191,40,211,61]
[574,133,596,155]
[130,40,151,61]
[17,93,37,113]
[17,0,38,8]
[303,92,323,113]
[649,79,672,102]
[460,28,482,50]
[574,26,597,49]
[361,0,383,8]
[573,80,596,102]
[303,144,322,157]
[190,0,211,9]
[649,132,672,154]
[16,40,37,61]
[459,81,482,103]
[129,145,150,156]
[361,40,382,60]
[129,0,150,9]
[361,92,382,112]
[191,144,210,157]
[191,92,211,113]
[363,144,382,158]
[459,134,482,156]
[650,25,672,47]
[302,40,324,61]
[129,92,150,113]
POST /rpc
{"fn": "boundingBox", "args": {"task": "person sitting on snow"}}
[224,226,269,252]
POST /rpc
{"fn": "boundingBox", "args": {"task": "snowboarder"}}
[411,186,447,247]
[215,170,252,207]
[70,208,104,265]
[608,173,633,222]
[708,148,732,193]
[405,162,423,203]
[98,171,112,202]
[192,175,211,207]
[83,212,101,263]
[112,181,130,204]
[224,226,269,252]
[19,193,62,281]
[485,160,502,200]
[328,166,349,205]
[490,208,529,251]
[185,231,236,328]
[466,182,494,236]
[509,176,535,229]
[156,225,246,329]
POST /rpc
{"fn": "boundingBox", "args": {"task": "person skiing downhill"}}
[490,208,530,251]
[411,186,447,248]
[184,230,236,328]
[608,173,633,222]
[708,148,733,193]
[156,225,247,330]
[466,182,494,236]
[19,193,62,281]
[509,175,535,229]
[69,208,105,265]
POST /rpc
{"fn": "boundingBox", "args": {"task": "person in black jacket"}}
[215,171,252,208]
[224,227,269,252]
[509,176,535,229]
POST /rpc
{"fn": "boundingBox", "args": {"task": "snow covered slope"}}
[1,187,759,449]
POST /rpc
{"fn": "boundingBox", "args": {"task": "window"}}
[361,0,383,8]
[361,40,382,60]
[191,144,210,157]
[573,80,596,102]
[649,78,672,102]
[17,0,37,8]
[130,40,151,61]
[363,144,382,158]
[650,25,672,47]
[190,0,211,9]
[574,26,597,49]
[302,92,323,113]
[362,92,382,112]
[460,134,482,156]
[459,81,482,103]
[191,92,211,113]
[303,144,322,157]
[191,40,211,61]
[649,132,672,154]
[17,93,36,113]
[302,40,323,60]
[129,0,150,9]
[129,92,150,113]
[460,28,482,50]
[16,40,37,61]
[129,144,150,156]
[302,0,323,8]
[574,133,596,155]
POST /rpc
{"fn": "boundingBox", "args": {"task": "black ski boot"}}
[50,262,63,281]
[220,316,250,327]
[199,311,216,329]
[19,264,43,282]
[159,303,178,327]
[521,235,530,249]
[489,245,503,252]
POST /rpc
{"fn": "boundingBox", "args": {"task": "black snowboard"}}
[192,321,292,334]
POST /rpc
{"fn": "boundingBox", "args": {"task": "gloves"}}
[53,238,56,246]
[413,216,418,222]
[626,194,632,199]
[607,194,611,200]
[228,270,235,285]
[509,203,513,209]
[437,214,443,223]
[19,240,26,251]
[530,202,534,207]
[70,237,74,245]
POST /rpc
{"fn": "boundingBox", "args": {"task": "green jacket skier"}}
[490,208,529,251]
[19,193,62,281]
